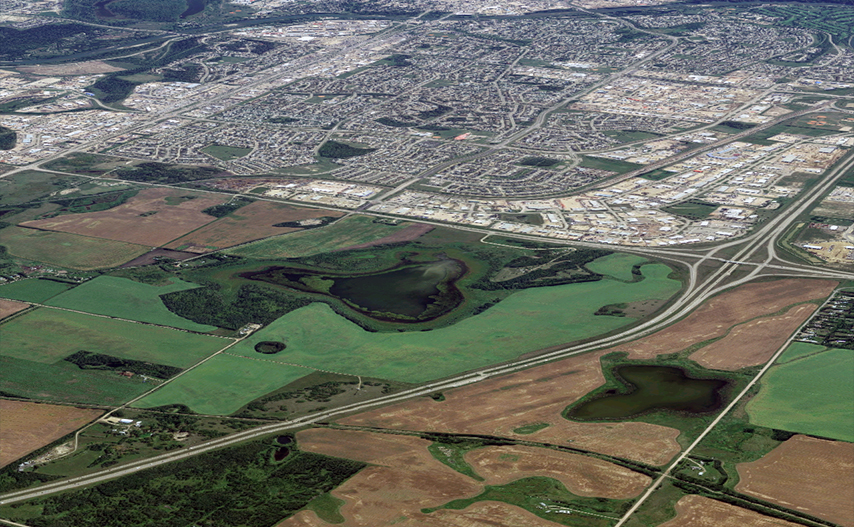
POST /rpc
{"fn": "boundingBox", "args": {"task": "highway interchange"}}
[2,11,854,523]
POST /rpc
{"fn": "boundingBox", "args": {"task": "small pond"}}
[567,365,729,420]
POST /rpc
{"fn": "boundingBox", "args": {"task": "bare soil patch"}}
[287,428,484,526]
[336,223,434,251]
[19,61,124,76]
[166,201,343,252]
[21,188,224,247]
[614,279,836,359]
[690,304,816,371]
[0,299,29,320]
[661,495,801,527]
[0,400,102,467]
[465,445,650,498]
[735,435,854,527]
[340,351,681,466]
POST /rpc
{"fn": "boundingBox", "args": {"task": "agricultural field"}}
[0,170,87,207]
[341,349,682,466]
[0,298,29,320]
[0,354,153,406]
[585,253,648,281]
[688,304,816,371]
[735,435,854,527]
[284,428,645,527]
[0,227,150,270]
[133,354,311,415]
[226,262,680,384]
[0,279,73,303]
[21,188,224,246]
[613,279,837,360]
[0,400,102,468]
[44,276,216,332]
[0,308,223,367]
[227,215,414,259]
[659,495,802,527]
[747,346,854,441]
[165,200,344,252]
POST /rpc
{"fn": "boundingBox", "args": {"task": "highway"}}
[1,10,854,520]
[2,146,853,508]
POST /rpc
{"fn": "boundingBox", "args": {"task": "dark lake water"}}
[180,0,205,18]
[243,259,464,320]
[328,260,460,317]
[568,365,729,420]
[94,0,116,17]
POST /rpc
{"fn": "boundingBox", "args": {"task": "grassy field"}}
[0,308,224,367]
[133,354,310,415]
[0,171,84,207]
[747,346,854,442]
[579,156,644,174]
[0,355,151,406]
[226,263,680,384]
[45,276,216,332]
[0,279,73,303]
[226,215,412,258]
[0,227,149,270]
[585,253,648,281]
[775,341,827,364]
[200,144,252,161]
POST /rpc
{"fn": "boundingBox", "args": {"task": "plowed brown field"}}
[165,201,344,252]
[0,299,29,320]
[465,445,650,498]
[340,351,681,466]
[285,428,650,527]
[286,428,483,526]
[22,188,224,246]
[614,279,836,359]
[689,304,816,370]
[0,400,102,467]
[661,495,802,527]
[735,435,854,527]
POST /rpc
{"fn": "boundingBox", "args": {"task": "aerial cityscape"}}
[0,0,852,525]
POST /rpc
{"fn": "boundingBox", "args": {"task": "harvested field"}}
[19,61,124,76]
[21,188,224,246]
[282,500,559,527]
[336,223,434,251]
[0,298,28,320]
[0,227,149,270]
[465,445,650,498]
[119,248,199,267]
[614,279,836,359]
[735,435,854,527]
[0,400,102,467]
[660,495,801,527]
[340,351,681,466]
[289,428,484,526]
[166,201,343,252]
[689,304,816,370]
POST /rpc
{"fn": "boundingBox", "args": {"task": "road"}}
[1,10,854,518]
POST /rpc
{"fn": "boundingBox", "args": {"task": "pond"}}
[180,0,205,18]
[567,365,729,420]
[242,259,465,320]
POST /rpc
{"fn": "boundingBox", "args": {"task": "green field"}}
[227,215,412,259]
[747,346,854,442]
[0,279,73,303]
[200,144,253,161]
[0,308,224,367]
[579,156,644,174]
[775,341,828,363]
[0,227,150,270]
[0,354,151,405]
[225,263,680,384]
[586,253,648,281]
[45,276,216,332]
[133,354,310,415]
